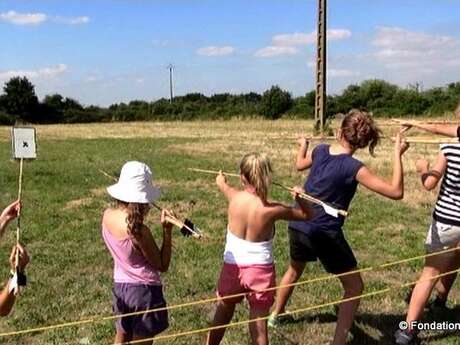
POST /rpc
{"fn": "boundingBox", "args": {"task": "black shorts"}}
[288,228,357,274]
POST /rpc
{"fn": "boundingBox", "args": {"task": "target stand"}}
[9,126,37,295]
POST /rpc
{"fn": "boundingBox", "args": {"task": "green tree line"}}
[0,77,459,124]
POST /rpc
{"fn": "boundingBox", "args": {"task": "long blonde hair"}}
[239,153,273,201]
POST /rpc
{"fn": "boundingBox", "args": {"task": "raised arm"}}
[216,171,238,201]
[268,188,312,221]
[398,120,459,138]
[134,211,172,273]
[295,138,313,171]
[356,132,409,200]
[415,152,447,191]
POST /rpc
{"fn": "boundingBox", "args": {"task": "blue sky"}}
[1,0,460,106]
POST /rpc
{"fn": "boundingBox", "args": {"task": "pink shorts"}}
[217,263,276,310]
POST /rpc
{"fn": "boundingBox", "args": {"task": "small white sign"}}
[12,127,37,159]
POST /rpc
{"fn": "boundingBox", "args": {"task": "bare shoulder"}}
[232,190,248,199]
[102,207,115,225]
[228,190,250,206]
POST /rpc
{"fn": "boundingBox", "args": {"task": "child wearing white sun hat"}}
[102,161,173,345]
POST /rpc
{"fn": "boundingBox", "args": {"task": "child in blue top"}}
[269,110,409,345]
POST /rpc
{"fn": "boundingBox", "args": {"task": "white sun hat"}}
[107,161,161,203]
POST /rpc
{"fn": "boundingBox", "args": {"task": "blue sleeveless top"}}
[289,144,363,234]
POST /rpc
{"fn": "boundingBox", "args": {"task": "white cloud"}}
[371,27,460,72]
[54,16,90,25]
[306,61,359,78]
[256,28,351,58]
[373,27,455,50]
[0,11,47,25]
[328,29,353,41]
[328,69,360,78]
[0,11,90,26]
[273,32,316,46]
[0,64,68,81]
[272,29,352,47]
[196,46,235,56]
[254,46,298,58]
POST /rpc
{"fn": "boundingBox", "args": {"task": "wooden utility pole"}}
[167,64,174,103]
[315,0,327,134]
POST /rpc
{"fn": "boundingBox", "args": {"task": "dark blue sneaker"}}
[394,329,417,345]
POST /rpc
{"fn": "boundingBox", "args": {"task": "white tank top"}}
[223,229,273,265]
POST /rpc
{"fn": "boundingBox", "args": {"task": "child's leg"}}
[406,253,453,325]
[131,335,153,345]
[434,251,460,301]
[114,330,131,344]
[248,307,270,345]
[272,260,306,315]
[206,301,237,345]
[332,271,363,345]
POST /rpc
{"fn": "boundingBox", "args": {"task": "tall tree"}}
[2,77,39,122]
[259,85,293,119]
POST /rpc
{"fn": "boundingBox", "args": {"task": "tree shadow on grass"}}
[286,305,460,344]
[351,307,460,344]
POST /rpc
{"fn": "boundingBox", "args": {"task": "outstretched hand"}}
[393,119,418,132]
[297,137,309,147]
[216,170,227,187]
[0,200,20,225]
[394,132,410,156]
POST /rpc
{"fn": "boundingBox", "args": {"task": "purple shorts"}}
[112,283,169,337]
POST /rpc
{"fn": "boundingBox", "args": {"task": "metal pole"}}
[168,64,174,103]
[315,0,327,134]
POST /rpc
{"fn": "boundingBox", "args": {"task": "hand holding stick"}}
[151,202,202,239]
[391,119,460,138]
[0,200,20,239]
[99,169,202,239]
[189,168,348,218]
[272,182,348,218]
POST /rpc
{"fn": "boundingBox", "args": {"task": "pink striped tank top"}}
[102,225,162,285]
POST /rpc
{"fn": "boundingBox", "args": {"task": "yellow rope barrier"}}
[119,268,460,345]
[0,246,458,338]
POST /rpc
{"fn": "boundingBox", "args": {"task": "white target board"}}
[11,127,37,159]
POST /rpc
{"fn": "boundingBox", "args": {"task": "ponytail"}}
[240,153,273,200]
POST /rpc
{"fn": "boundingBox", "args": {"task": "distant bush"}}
[259,86,293,119]
[0,77,459,124]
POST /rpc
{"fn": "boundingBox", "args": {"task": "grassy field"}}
[0,119,459,345]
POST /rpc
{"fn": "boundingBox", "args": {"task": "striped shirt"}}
[433,144,460,226]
